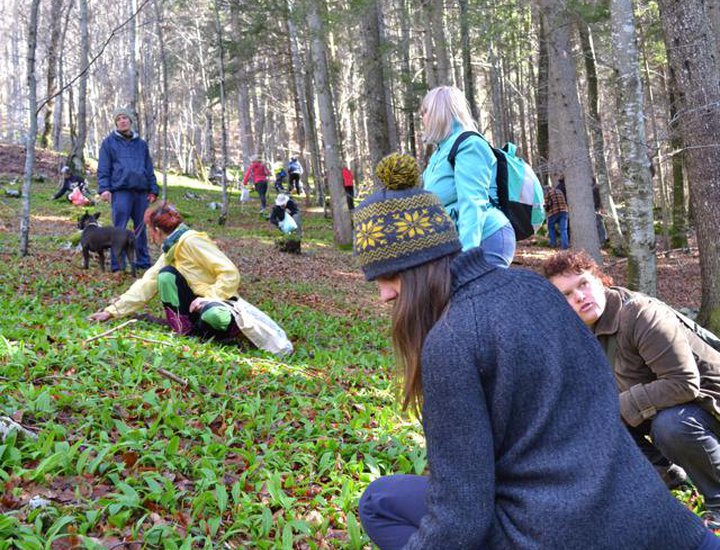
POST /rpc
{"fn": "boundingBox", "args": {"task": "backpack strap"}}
[447,131,484,169]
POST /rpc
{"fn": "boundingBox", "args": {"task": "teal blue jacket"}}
[422,123,509,250]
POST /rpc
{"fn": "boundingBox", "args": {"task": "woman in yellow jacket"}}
[89,202,242,340]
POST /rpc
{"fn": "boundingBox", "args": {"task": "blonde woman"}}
[420,85,515,266]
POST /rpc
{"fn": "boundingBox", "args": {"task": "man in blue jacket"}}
[97,108,158,272]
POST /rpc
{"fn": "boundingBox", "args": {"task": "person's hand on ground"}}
[88,310,112,322]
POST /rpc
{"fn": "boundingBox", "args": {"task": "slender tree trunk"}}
[39,0,64,148]
[666,72,687,249]
[399,0,417,156]
[128,0,140,129]
[657,0,720,331]
[423,0,451,85]
[307,0,352,245]
[213,0,229,223]
[154,0,169,200]
[360,0,392,170]
[303,53,325,205]
[52,0,74,152]
[377,2,398,151]
[537,0,601,261]
[20,0,41,257]
[68,0,88,174]
[535,12,549,182]
[458,0,480,123]
[577,20,624,252]
[611,0,656,293]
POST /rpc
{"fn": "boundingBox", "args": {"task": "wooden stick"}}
[155,367,189,388]
[84,319,137,345]
[127,334,172,346]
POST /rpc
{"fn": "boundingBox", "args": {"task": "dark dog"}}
[78,212,136,276]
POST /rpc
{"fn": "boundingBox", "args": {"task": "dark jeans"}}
[288,173,302,194]
[344,185,354,211]
[359,475,428,550]
[547,211,569,249]
[111,190,150,270]
[359,472,720,550]
[254,181,268,209]
[650,404,720,511]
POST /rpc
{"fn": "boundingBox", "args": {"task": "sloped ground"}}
[0,144,710,547]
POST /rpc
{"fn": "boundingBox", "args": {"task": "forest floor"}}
[0,143,709,547]
[0,141,702,308]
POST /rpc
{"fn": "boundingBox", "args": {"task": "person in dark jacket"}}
[53,166,92,202]
[97,107,158,272]
[544,249,720,528]
[269,193,301,235]
[355,152,719,550]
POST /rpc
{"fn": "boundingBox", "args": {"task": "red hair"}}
[144,202,183,234]
[542,250,614,287]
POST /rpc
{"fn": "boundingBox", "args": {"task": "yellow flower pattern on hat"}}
[356,219,387,250]
[395,210,432,238]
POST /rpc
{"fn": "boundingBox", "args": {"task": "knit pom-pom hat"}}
[353,153,460,281]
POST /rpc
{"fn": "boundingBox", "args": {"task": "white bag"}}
[278,213,298,234]
[228,298,293,356]
[240,187,251,202]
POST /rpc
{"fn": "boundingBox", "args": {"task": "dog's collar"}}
[83,220,100,228]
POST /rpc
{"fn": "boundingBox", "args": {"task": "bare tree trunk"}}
[537,0,601,261]
[577,20,624,252]
[213,0,229,223]
[666,72,687,249]
[458,0,480,123]
[154,0,169,200]
[39,0,64,148]
[422,0,452,85]
[128,0,140,130]
[20,0,41,257]
[307,0,352,245]
[68,0,88,174]
[535,11,549,182]
[611,0,656,294]
[52,0,74,152]
[304,57,325,205]
[399,0,417,157]
[377,1,398,151]
[360,0,392,170]
[657,0,720,331]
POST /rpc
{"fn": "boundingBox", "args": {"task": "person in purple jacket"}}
[97,107,158,272]
[354,152,719,550]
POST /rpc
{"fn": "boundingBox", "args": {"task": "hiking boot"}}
[701,510,720,530]
[655,464,689,490]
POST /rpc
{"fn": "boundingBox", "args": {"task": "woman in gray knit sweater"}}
[353,153,718,550]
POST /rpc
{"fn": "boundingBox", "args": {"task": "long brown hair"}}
[391,254,455,416]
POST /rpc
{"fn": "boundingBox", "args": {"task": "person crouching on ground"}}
[543,249,720,529]
[269,193,301,236]
[356,152,719,549]
[88,202,243,342]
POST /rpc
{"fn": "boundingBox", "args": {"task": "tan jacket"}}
[105,229,240,317]
[594,286,720,426]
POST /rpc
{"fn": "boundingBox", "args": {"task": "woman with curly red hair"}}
[88,202,242,341]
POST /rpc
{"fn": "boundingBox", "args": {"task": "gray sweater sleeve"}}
[404,331,494,549]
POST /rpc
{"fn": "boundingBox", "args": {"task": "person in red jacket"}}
[243,156,271,212]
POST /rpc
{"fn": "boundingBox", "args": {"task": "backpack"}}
[448,131,545,241]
